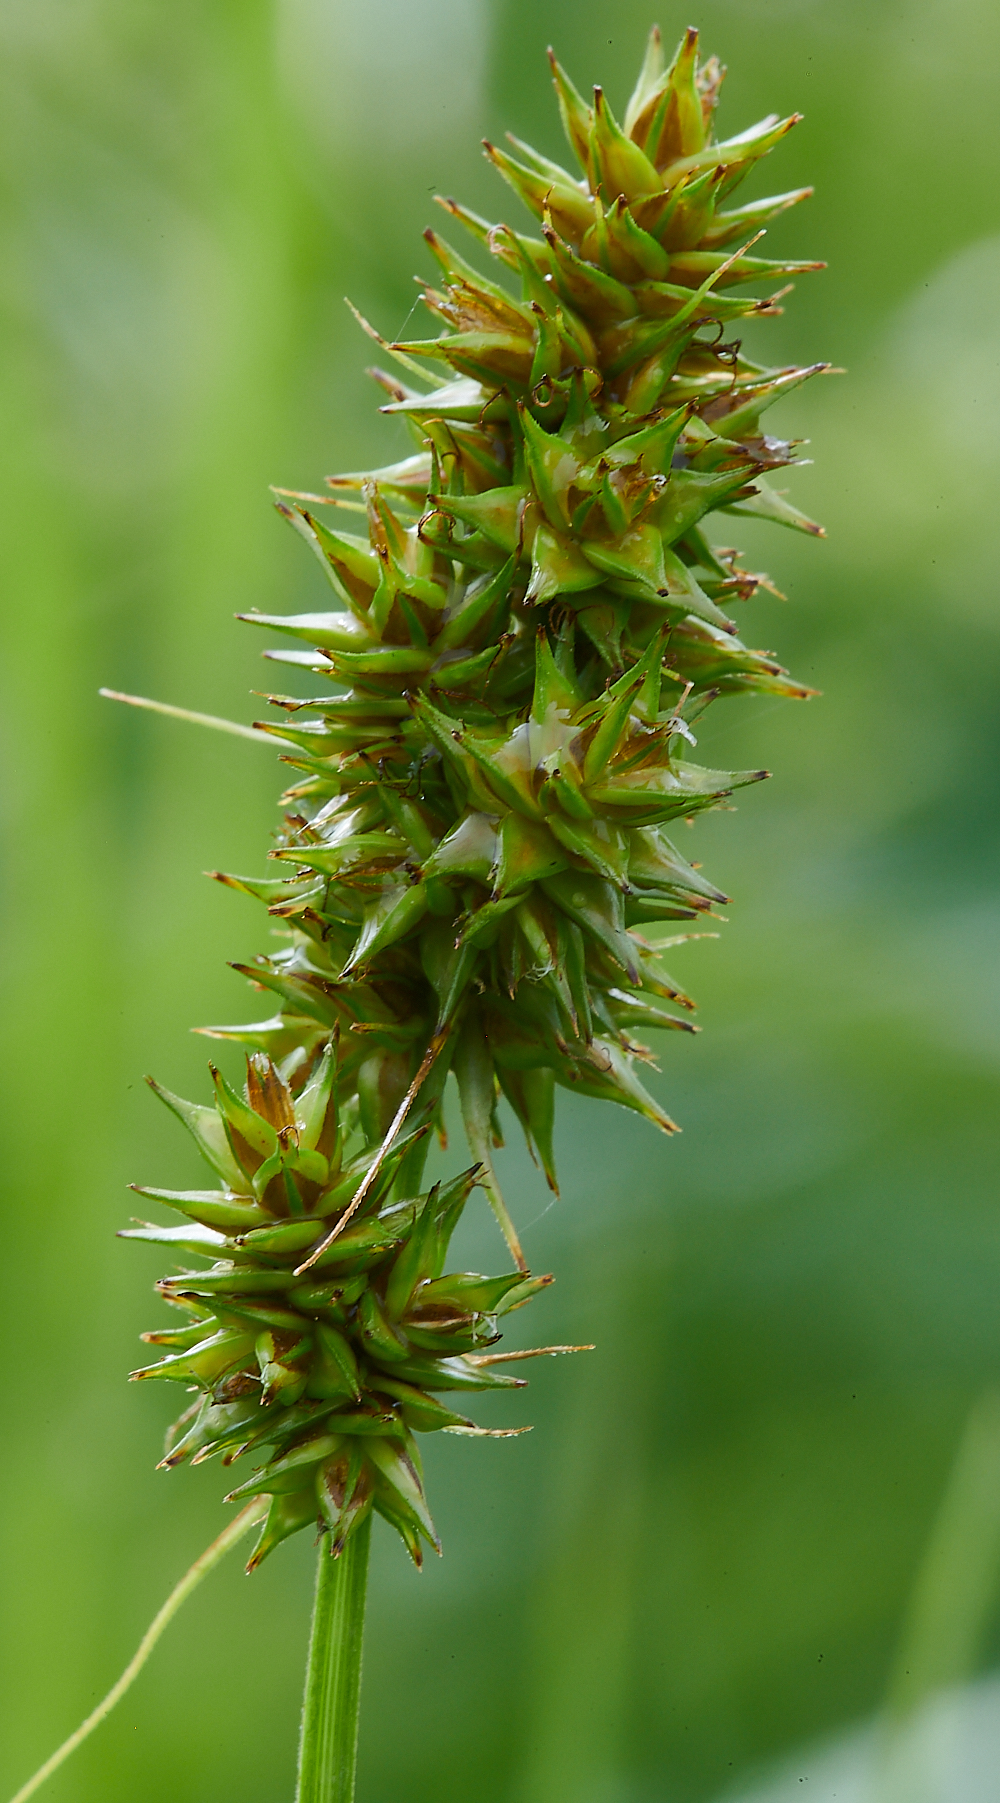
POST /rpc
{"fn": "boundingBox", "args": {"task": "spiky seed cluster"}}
[129,1051,548,1566]
[129,27,823,1570]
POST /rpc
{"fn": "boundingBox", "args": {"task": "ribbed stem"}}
[295,1516,371,1803]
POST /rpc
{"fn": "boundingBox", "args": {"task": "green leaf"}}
[453,1014,526,1269]
[724,477,825,536]
[343,883,429,975]
[128,1185,265,1233]
[541,872,640,982]
[237,608,375,652]
[145,1078,243,1188]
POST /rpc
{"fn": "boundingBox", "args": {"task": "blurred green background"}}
[3,1,1000,1798]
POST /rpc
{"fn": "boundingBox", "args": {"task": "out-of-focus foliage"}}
[1,3,999,1801]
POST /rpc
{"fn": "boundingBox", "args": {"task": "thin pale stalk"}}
[294,1030,450,1276]
[99,686,292,745]
[5,1499,267,1803]
[296,1517,372,1803]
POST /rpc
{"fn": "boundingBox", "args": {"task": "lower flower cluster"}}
[127,1049,552,1567]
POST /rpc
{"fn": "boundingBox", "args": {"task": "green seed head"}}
[127,27,823,1566]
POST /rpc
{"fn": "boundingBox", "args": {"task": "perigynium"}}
[103,22,824,1801]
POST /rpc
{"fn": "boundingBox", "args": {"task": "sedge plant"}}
[8,24,826,1803]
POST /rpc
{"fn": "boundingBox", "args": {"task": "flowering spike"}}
[119,26,824,1572]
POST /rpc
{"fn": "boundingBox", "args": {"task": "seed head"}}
[127,27,824,1564]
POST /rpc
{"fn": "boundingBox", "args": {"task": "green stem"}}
[295,1516,372,1803]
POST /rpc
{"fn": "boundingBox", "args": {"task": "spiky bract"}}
[129,27,822,1568]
